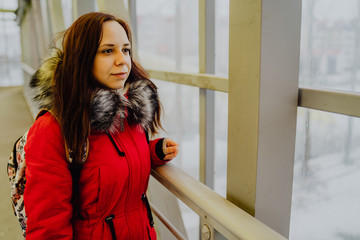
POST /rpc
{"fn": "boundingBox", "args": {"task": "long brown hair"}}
[53,12,162,166]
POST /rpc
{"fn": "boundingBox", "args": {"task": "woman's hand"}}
[163,138,179,161]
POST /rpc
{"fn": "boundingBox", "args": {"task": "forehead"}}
[100,20,129,44]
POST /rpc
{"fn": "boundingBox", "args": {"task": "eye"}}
[123,48,131,54]
[101,49,113,54]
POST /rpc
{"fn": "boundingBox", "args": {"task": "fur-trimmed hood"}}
[30,49,159,134]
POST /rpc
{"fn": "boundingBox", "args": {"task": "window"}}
[0,1,23,86]
[291,0,360,239]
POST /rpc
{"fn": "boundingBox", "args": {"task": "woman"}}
[24,12,178,240]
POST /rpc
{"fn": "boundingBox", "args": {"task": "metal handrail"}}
[151,163,286,240]
[150,202,187,240]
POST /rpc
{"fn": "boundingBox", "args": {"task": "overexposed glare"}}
[314,0,358,21]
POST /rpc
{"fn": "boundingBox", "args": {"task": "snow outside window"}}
[291,0,360,239]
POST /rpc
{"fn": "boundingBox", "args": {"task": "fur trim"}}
[30,48,63,110]
[126,81,157,133]
[90,89,128,133]
[30,49,159,133]
[90,81,157,133]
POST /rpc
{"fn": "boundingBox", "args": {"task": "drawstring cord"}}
[105,214,117,240]
[142,194,154,227]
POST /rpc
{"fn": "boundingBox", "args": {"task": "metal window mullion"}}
[128,0,137,45]
[72,0,96,21]
[227,3,301,238]
[199,0,215,191]
[95,0,139,61]
[227,0,261,217]
[255,0,301,236]
[39,1,51,48]
[298,87,360,117]
[147,69,228,92]
[0,8,15,13]
[47,0,65,36]
[31,0,47,60]
[147,70,360,118]
[28,6,40,69]
[96,0,129,22]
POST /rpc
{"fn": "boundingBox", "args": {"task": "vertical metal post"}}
[256,1,301,236]
[47,0,65,36]
[96,0,138,60]
[96,0,129,21]
[39,1,51,46]
[72,0,96,20]
[199,0,215,189]
[128,0,137,44]
[31,0,47,59]
[227,0,301,237]
[227,0,262,217]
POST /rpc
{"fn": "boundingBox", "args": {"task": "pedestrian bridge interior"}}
[1,0,360,239]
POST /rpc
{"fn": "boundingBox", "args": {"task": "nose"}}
[115,52,125,66]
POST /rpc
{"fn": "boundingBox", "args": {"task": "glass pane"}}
[62,0,73,29]
[136,0,199,73]
[1,0,17,10]
[152,79,200,239]
[214,91,228,197]
[152,79,200,180]
[215,0,229,77]
[290,108,360,240]
[0,10,23,86]
[178,200,199,240]
[299,0,360,92]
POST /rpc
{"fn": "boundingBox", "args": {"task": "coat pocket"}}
[97,165,128,214]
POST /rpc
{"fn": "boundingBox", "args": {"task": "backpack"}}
[6,110,85,238]
[7,132,28,237]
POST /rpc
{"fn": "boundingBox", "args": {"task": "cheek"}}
[127,57,132,70]
[94,59,112,75]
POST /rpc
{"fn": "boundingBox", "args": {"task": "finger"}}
[166,139,178,147]
[165,146,178,154]
[164,153,176,161]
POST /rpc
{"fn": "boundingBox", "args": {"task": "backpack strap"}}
[70,161,83,220]
[35,109,49,120]
[11,136,22,171]
[36,109,88,220]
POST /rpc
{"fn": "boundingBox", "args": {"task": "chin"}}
[111,82,125,90]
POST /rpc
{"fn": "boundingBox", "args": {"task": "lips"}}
[111,72,128,79]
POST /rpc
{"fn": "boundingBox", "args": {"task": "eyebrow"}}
[99,43,131,48]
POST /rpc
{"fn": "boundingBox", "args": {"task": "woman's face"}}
[92,20,132,89]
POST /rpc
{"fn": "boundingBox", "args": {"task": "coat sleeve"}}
[24,115,73,239]
[149,138,171,168]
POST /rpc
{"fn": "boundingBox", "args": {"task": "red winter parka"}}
[24,80,169,239]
